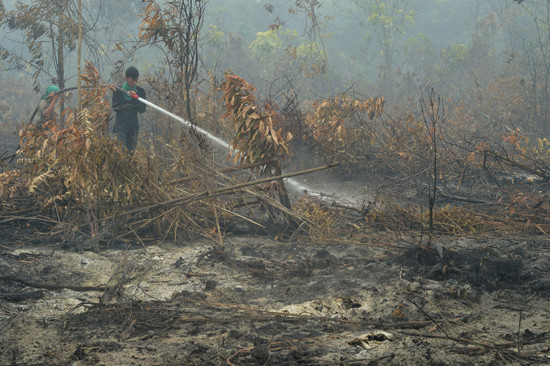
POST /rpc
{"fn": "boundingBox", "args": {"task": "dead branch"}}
[398,330,548,362]
[434,186,492,204]
[217,205,266,229]
[124,163,337,218]
[0,290,45,301]
[0,275,106,292]
[71,163,336,250]
[168,158,278,184]
[484,149,550,181]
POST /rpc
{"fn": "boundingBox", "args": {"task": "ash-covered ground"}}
[1,234,549,365]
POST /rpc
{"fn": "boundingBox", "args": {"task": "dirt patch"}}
[1,235,549,365]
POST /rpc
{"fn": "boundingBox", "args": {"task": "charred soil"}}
[1,232,549,365]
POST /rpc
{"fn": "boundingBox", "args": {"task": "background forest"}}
[1,0,550,242]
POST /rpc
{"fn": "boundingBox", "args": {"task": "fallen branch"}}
[119,163,337,219]
[0,275,106,292]
[398,331,549,362]
[168,158,278,184]
[434,186,492,204]
[75,163,337,250]
[484,149,550,181]
[0,290,44,301]
[399,330,549,349]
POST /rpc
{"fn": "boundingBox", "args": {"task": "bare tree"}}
[0,0,104,97]
[507,0,550,134]
[348,0,417,98]
[139,0,207,121]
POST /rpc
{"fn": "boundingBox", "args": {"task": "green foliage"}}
[366,1,415,35]
[249,29,297,64]
[441,43,468,67]
[207,24,225,47]
[360,0,417,49]
[249,27,330,79]
[349,0,418,96]
[294,41,325,75]
[403,33,436,61]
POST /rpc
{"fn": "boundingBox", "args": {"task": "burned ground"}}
[0,232,549,365]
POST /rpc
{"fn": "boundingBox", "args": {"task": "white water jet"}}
[138,97,230,150]
[138,94,368,206]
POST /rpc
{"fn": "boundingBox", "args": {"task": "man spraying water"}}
[109,71,337,201]
[108,66,147,152]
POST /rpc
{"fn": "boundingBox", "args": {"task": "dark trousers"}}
[115,129,139,152]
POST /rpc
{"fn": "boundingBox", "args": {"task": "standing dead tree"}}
[0,0,99,94]
[420,88,445,242]
[139,0,207,122]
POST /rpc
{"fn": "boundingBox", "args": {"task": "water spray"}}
[114,86,353,202]
[115,86,228,149]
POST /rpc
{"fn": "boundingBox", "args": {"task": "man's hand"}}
[44,92,59,118]
[107,84,116,92]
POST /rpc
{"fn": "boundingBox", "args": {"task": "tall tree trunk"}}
[56,4,65,91]
[77,0,82,111]
[381,24,394,98]
[56,2,65,117]
[184,2,195,122]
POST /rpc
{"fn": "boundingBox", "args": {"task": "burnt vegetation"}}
[3,66,550,249]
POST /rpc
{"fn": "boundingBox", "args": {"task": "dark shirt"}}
[112,86,146,134]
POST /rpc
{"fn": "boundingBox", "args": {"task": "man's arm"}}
[36,93,59,123]
[44,94,58,117]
